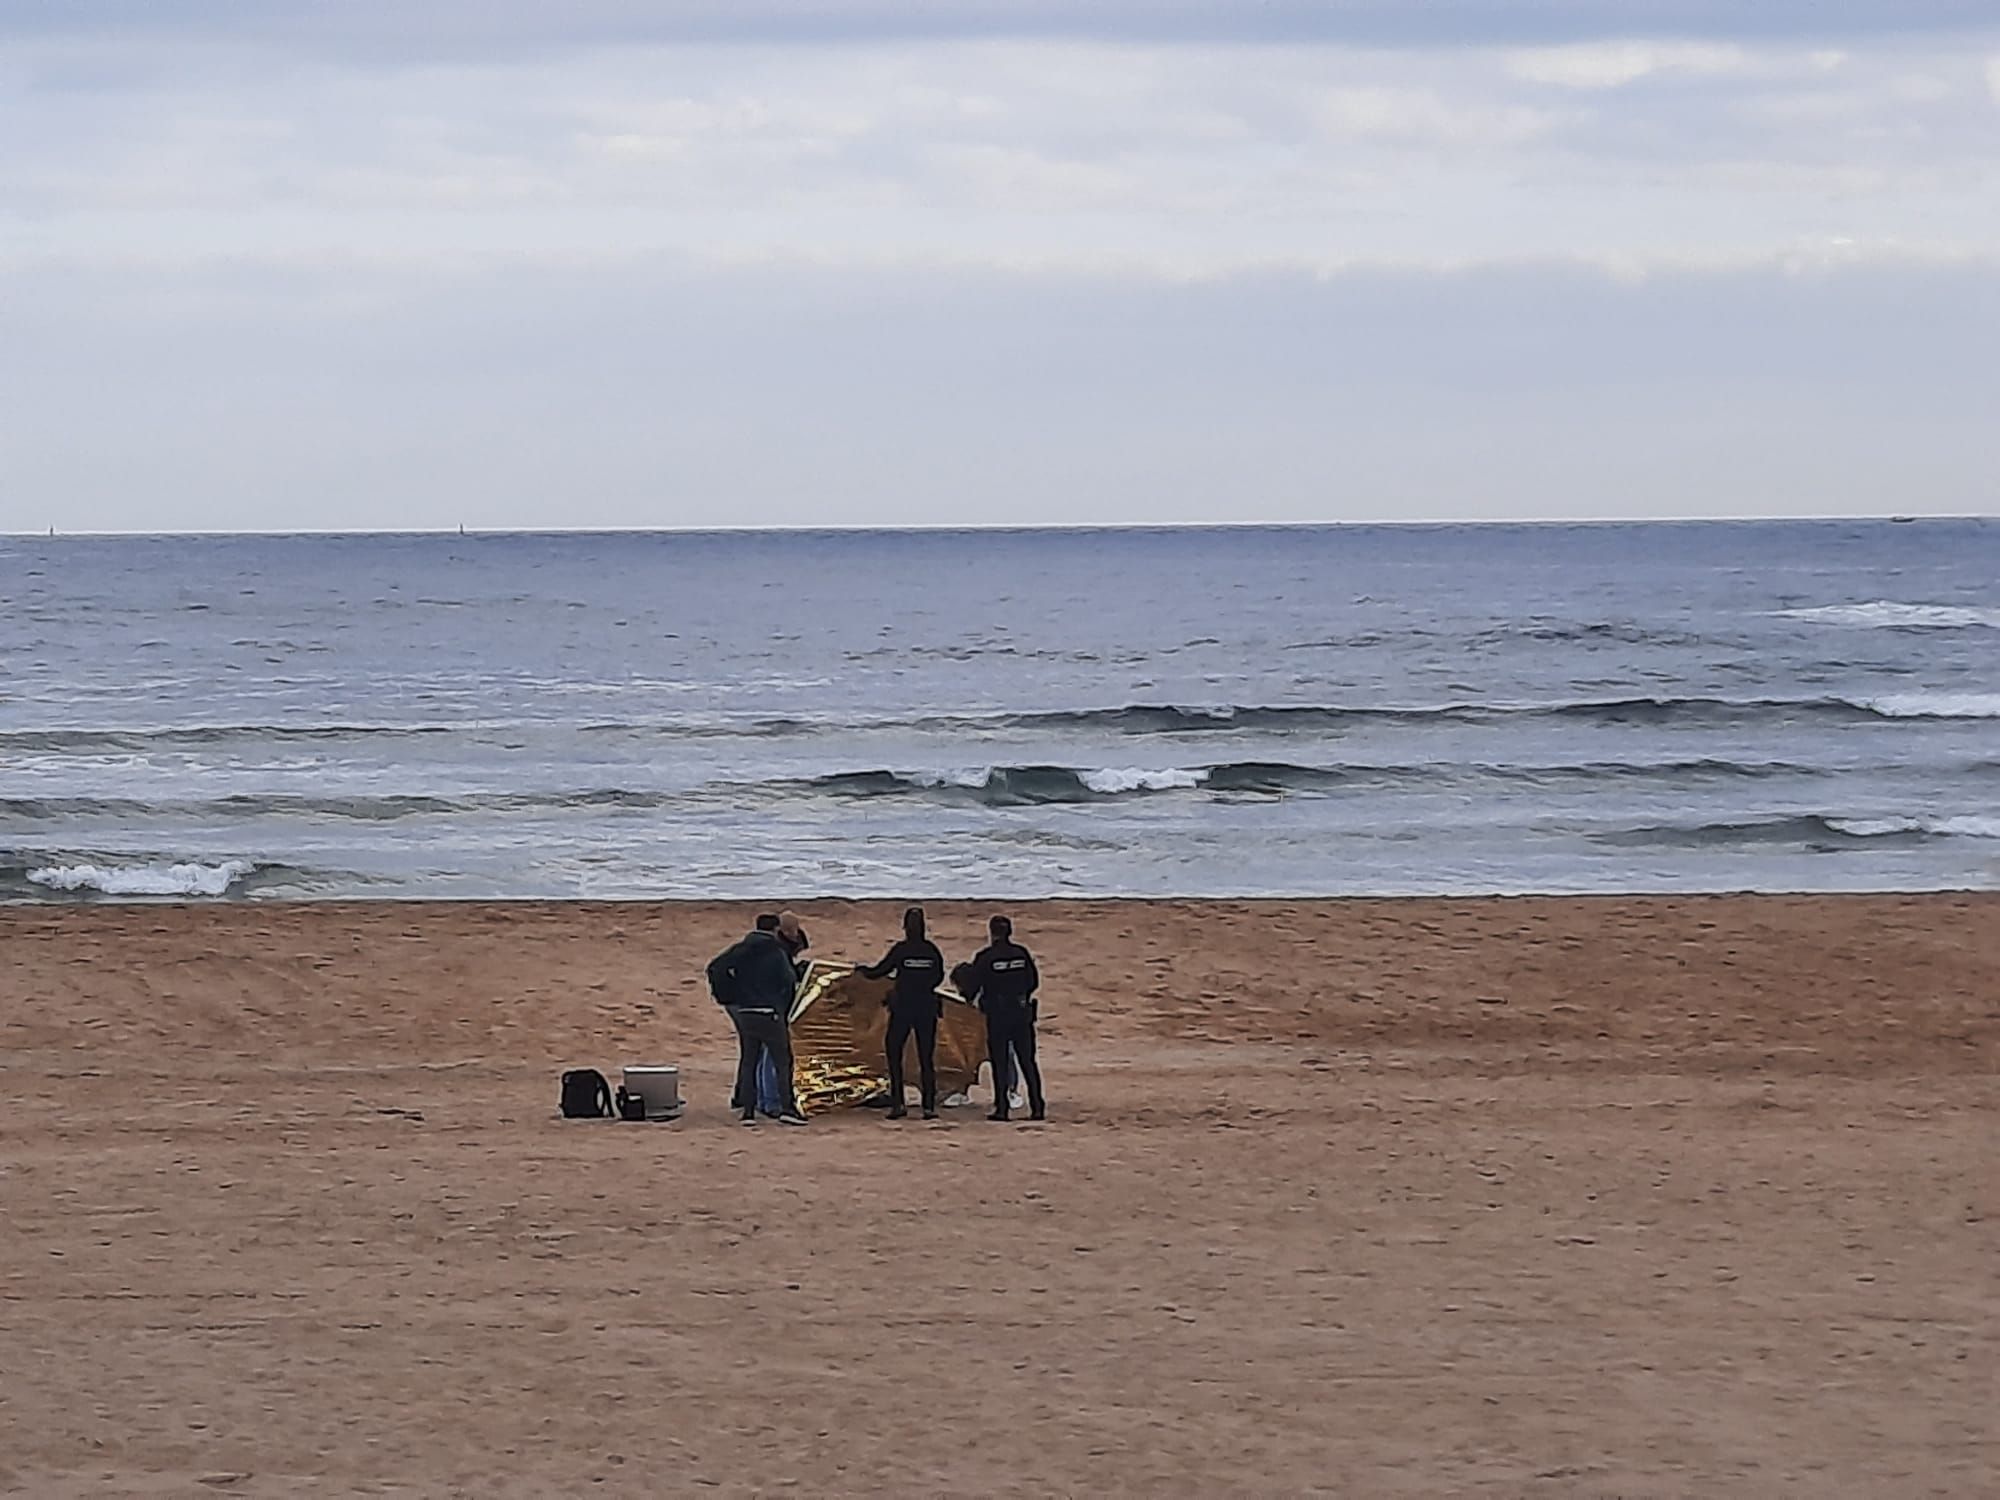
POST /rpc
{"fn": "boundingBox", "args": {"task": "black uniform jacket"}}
[963,940,1039,1014]
[862,937,947,1013]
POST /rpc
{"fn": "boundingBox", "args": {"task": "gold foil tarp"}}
[788,961,989,1112]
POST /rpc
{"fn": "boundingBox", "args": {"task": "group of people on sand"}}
[704,907,1047,1126]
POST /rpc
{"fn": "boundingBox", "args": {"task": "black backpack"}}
[560,1068,614,1119]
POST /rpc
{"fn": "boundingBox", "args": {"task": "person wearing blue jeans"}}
[733,913,811,1115]
[755,1053,784,1116]
[759,912,810,1113]
[707,919,806,1126]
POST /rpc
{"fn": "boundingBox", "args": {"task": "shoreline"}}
[7,883,1994,908]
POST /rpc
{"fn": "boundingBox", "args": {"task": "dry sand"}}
[2,894,1995,1497]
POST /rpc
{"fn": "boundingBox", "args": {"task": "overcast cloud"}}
[1,2,1995,529]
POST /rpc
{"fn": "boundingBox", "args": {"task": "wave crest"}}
[24,858,259,897]
[1603,812,2000,849]
[1826,814,2000,840]
[5,691,1995,759]
[1776,601,2000,630]
[0,756,1877,828]
[1852,693,2000,720]
[810,765,1207,805]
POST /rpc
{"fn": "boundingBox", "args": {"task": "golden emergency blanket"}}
[787,960,990,1111]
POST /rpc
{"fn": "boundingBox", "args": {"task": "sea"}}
[2,520,1996,902]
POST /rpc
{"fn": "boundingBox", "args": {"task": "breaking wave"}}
[972,694,1999,731]
[1851,692,2000,720]
[806,765,1208,806]
[1775,601,2000,630]
[0,789,684,822]
[1185,757,1823,794]
[15,857,262,897]
[1824,813,2000,840]
[0,757,1883,827]
[4,692,1995,761]
[797,756,1837,806]
[1603,813,2000,849]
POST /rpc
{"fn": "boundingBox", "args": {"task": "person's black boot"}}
[886,1106,908,1120]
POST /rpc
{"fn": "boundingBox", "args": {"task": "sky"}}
[1,2,1996,531]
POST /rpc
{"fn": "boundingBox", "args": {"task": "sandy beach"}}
[2,893,1995,1497]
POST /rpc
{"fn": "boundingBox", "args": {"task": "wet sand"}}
[2,894,1996,1496]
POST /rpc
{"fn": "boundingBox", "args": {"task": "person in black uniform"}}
[961,913,1045,1121]
[860,905,946,1120]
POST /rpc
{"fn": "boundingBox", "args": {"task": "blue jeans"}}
[729,1008,797,1118]
[756,1054,783,1115]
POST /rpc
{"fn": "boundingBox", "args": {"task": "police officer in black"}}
[962,913,1045,1121]
[860,906,946,1120]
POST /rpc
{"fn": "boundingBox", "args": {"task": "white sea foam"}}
[1932,816,2000,839]
[1853,692,2000,719]
[1778,601,2000,629]
[920,768,999,790]
[889,766,1207,794]
[27,858,256,896]
[1828,815,2000,839]
[1079,767,1209,794]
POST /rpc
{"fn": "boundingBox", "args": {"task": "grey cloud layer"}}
[5,10,1995,527]
[8,37,1997,269]
[5,258,1993,530]
[3,0,1992,50]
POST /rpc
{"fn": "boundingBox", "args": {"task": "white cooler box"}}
[621,1065,683,1121]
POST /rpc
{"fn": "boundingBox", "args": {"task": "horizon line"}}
[5,511,1991,541]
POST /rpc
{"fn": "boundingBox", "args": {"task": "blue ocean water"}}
[2,520,1996,900]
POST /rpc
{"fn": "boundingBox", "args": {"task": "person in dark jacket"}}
[731,913,809,1116]
[731,915,780,1114]
[960,914,1044,1121]
[860,905,946,1120]
[707,922,806,1126]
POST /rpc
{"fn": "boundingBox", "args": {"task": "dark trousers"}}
[729,1055,784,1114]
[885,1004,939,1112]
[985,1003,1043,1117]
[730,1008,797,1118]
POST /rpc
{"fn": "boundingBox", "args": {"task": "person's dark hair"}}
[989,914,1012,939]
[903,905,926,939]
[755,912,780,931]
